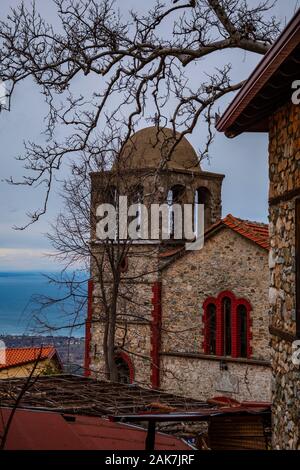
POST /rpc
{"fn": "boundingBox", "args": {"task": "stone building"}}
[85,126,271,403]
[160,214,271,401]
[216,10,300,449]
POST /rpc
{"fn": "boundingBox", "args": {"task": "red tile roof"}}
[0,346,59,370]
[0,408,192,450]
[206,214,269,250]
[160,214,269,270]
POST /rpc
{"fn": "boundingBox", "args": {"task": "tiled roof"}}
[159,214,269,270]
[207,214,269,250]
[0,346,58,370]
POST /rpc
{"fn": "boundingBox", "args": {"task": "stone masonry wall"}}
[160,228,271,402]
[269,102,300,449]
[160,356,271,402]
[89,243,159,387]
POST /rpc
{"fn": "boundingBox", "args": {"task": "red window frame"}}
[115,351,135,383]
[203,291,252,359]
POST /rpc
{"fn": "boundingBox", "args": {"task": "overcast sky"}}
[0,0,299,271]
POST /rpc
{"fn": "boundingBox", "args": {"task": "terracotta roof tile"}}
[159,214,269,271]
[0,346,57,370]
[219,214,269,250]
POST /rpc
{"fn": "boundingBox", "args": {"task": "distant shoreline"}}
[0,271,87,337]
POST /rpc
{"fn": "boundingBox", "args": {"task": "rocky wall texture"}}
[160,355,271,402]
[161,229,270,359]
[269,103,300,449]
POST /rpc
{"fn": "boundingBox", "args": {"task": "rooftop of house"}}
[206,214,269,251]
[0,407,192,450]
[0,346,61,371]
[159,214,269,269]
[216,9,300,137]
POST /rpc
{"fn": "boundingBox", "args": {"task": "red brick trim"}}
[150,281,162,389]
[84,279,93,377]
[115,351,135,383]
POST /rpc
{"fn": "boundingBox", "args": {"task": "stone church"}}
[85,126,271,403]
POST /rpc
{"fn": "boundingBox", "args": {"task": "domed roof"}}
[115,126,201,172]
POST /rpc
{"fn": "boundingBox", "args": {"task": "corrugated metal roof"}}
[0,346,60,370]
[0,408,192,450]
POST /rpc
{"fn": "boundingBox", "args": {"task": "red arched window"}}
[203,291,252,359]
[114,352,135,384]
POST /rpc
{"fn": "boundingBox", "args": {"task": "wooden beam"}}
[269,325,296,344]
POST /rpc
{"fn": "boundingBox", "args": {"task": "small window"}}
[203,292,251,359]
[238,304,248,358]
[195,187,211,230]
[207,303,216,355]
[119,256,128,273]
[168,185,185,238]
[115,356,131,384]
[223,297,231,356]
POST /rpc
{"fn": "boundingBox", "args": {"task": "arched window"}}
[107,185,118,205]
[129,184,144,237]
[203,291,252,359]
[168,184,185,238]
[115,356,131,384]
[238,304,248,358]
[119,256,129,273]
[207,303,216,355]
[104,185,118,240]
[223,297,232,356]
[114,352,134,384]
[195,187,211,231]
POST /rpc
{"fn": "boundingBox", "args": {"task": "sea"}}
[0,271,86,337]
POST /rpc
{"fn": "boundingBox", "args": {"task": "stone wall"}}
[89,243,159,386]
[269,102,300,449]
[160,355,271,402]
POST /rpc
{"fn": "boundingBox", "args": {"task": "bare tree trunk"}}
[107,312,118,382]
